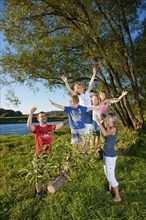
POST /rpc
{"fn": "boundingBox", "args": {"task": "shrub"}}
[115,127,139,152]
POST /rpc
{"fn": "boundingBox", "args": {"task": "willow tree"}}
[1,0,146,129]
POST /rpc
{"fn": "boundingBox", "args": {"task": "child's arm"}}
[27,106,37,132]
[87,105,100,111]
[49,99,65,110]
[95,115,116,136]
[60,75,76,96]
[87,67,96,93]
[56,118,69,130]
[104,91,128,104]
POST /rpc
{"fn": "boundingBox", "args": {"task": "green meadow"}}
[0,127,146,220]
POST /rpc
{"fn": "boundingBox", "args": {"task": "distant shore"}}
[0,116,68,124]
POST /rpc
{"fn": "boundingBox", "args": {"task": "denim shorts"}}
[71,128,85,145]
[92,120,100,136]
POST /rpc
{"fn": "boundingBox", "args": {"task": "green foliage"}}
[116,127,139,151]
[0,108,23,117]
[1,0,146,128]
[0,128,146,219]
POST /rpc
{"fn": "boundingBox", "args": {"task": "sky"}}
[0,84,70,115]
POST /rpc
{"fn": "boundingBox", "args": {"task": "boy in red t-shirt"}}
[27,106,68,199]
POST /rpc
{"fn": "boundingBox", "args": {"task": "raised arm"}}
[87,67,96,93]
[60,75,76,96]
[49,99,65,110]
[104,91,128,104]
[95,115,116,137]
[27,106,37,132]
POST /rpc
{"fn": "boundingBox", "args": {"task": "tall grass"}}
[0,127,146,220]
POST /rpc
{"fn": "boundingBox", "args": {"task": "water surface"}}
[0,122,61,136]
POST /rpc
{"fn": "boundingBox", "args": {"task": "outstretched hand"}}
[95,115,101,124]
[60,75,67,83]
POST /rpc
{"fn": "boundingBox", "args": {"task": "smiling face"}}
[106,113,116,125]
[99,92,107,101]
[106,115,113,124]
[37,112,47,125]
[91,95,99,106]
[74,83,84,95]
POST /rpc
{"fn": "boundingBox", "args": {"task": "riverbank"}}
[0,116,68,124]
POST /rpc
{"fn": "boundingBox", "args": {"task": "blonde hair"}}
[91,94,100,103]
[92,93,99,99]
[74,83,84,95]
[99,90,107,96]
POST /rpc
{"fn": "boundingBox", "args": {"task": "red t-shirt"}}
[33,124,56,155]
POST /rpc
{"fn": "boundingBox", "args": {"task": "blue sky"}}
[0,84,70,114]
[0,32,69,114]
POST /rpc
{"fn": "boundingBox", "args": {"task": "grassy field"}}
[0,127,146,220]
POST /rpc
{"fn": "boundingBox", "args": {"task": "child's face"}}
[75,85,84,94]
[99,92,106,101]
[91,96,99,106]
[69,97,79,107]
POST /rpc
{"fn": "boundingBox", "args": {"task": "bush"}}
[116,127,139,152]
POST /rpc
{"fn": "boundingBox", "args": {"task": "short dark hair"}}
[38,111,46,115]
[37,111,46,119]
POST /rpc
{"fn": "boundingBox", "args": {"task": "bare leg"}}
[35,182,41,200]
[36,182,41,193]
[113,185,121,202]
[109,183,112,192]
[94,136,99,152]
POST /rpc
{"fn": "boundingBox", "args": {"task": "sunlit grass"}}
[0,128,146,220]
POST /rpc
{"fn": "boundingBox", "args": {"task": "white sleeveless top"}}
[92,109,101,121]
[78,91,91,107]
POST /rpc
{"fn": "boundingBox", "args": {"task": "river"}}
[0,122,62,136]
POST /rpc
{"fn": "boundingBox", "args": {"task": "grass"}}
[0,127,146,220]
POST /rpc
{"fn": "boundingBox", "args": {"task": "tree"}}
[0,108,23,116]
[1,0,146,129]
[15,111,23,116]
